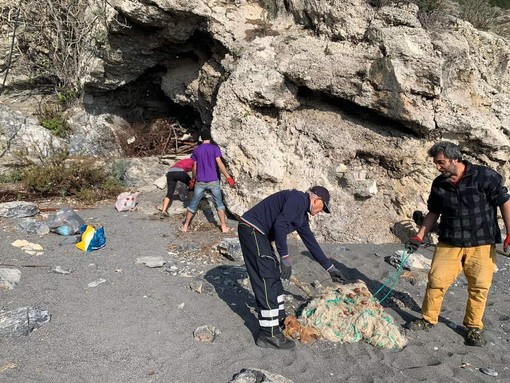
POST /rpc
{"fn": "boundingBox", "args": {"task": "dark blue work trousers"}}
[238,223,285,336]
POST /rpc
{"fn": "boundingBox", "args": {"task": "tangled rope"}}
[372,249,411,303]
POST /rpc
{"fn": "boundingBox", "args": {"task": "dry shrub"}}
[21,152,124,203]
[0,0,96,94]
[368,0,394,6]
[458,0,502,30]
[259,0,278,19]
[414,0,444,10]
[491,12,510,36]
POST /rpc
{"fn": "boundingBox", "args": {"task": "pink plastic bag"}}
[115,192,139,212]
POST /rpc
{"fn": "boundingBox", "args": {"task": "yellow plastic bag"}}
[76,225,106,252]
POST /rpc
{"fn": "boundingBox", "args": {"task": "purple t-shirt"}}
[191,143,222,182]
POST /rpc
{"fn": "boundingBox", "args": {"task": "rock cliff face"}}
[1,0,510,243]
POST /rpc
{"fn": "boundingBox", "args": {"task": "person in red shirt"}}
[160,157,195,218]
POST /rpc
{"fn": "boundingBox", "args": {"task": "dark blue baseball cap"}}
[310,186,331,213]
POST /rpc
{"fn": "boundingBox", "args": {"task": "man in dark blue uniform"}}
[238,186,345,350]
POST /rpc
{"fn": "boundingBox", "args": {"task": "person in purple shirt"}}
[238,186,346,350]
[180,130,235,233]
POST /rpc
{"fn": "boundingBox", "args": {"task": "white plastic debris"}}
[11,240,44,256]
[480,367,498,377]
[0,268,21,290]
[51,266,74,275]
[87,278,106,288]
[0,307,50,336]
[135,256,166,268]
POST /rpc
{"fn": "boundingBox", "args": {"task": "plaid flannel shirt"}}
[428,161,510,247]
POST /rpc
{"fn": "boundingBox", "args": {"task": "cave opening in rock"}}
[82,26,228,158]
[88,64,202,158]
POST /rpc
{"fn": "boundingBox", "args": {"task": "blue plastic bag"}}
[76,225,106,252]
[46,208,85,236]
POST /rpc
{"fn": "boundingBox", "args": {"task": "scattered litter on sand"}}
[0,307,51,336]
[115,192,140,212]
[389,250,431,270]
[16,218,50,235]
[87,278,106,287]
[11,239,44,256]
[136,256,166,268]
[0,268,21,290]
[51,266,74,275]
[286,282,407,349]
[0,362,17,373]
[479,367,498,377]
[193,325,219,342]
[0,201,39,218]
[230,368,293,383]
[46,207,85,236]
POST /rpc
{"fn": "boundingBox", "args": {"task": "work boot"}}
[465,327,486,347]
[406,318,434,331]
[256,333,295,350]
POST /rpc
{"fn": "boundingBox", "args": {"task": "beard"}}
[439,161,457,178]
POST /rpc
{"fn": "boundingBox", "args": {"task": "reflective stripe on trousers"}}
[238,223,286,336]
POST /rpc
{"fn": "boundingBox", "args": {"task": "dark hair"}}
[200,129,212,141]
[427,141,462,161]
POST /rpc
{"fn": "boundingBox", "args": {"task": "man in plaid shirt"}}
[405,141,510,347]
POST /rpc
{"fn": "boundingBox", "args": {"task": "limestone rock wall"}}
[1,0,510,243]
[211,1,510,242]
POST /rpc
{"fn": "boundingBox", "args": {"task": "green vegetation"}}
[260,0,278,20]
[490,0,510,9]
[35,86,79,138]
[368,0,510,36]
[413,0,444,12]
[40,115,70,138]
[19,147,125,203]
[36,101,71,138]
[457,0,501,30]
[56,87,79,109]
[0,170,23,184]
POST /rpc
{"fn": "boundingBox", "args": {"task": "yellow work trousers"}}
[421,243,496,329]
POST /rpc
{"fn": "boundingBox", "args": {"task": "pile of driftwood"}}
[122,118,196,157]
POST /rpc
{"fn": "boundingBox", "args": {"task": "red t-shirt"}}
[171,158,194,172]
